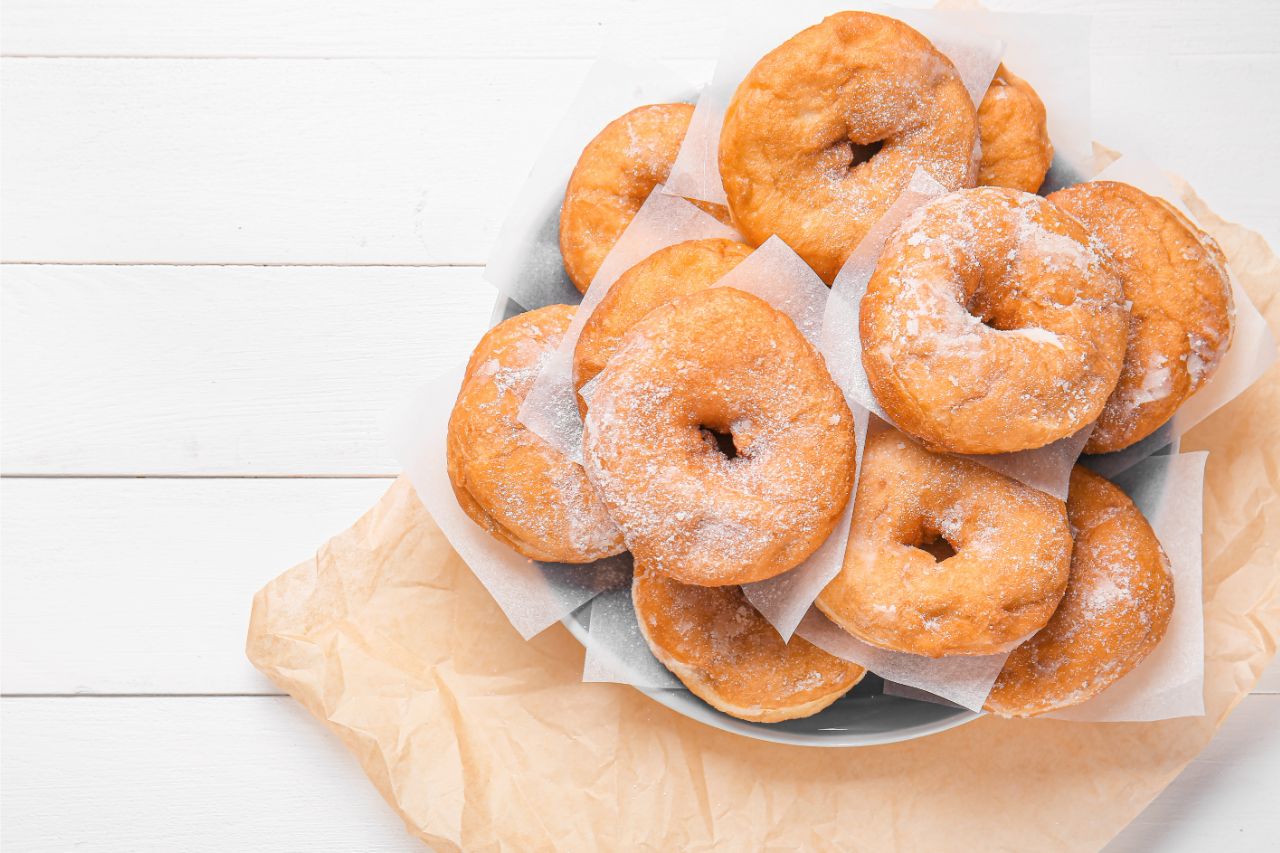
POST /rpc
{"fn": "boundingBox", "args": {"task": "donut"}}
[447,304,625,562]
[976,64,1053,193]
[816,425,1072,657]
[718,11,979,283]
[860,186,1128,454]
[572,238,753,413]
[582,287,856,586]
[985,466,1174,717]
[560,103,732,293]
[1046,180,1235,454]
[633,564,866,723]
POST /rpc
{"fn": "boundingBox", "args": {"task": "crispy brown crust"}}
[447,305,625,563]
[559,103,731,293]
[816,426,1073,657]
[633,565,865,723]
[861,187,1128,454]
[572,238,753,414]
[719,11,978,283]
[976,64,1054,193]
[1048,181,1235,454]
[985,466,1175,717]
[582,287,856,586]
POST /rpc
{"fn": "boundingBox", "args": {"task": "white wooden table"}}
[2,1,1277,849]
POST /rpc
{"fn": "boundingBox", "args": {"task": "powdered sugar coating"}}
[582,287,856,586]
[860,186,1128,454]
[985,466,1175,717]
[1047,181,1236,454]
[816,425,1073,657]
[718,11,979,283]
[448,304,625,562]
[976,64,1053,193]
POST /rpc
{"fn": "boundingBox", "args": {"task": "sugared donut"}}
[1047,181,1235,454]
[572,238,753,413]
[582,287,856,586]
[860,186,1128,454]
[447,305,625,562]
[816,426,1072,657]
[633,565,866,723]
[976,64,1053,193]
[719,11,979,283]
[985,466,1174,716]
[559,103,732,293]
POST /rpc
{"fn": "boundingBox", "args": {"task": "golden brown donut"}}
[816,426,1072,657]
[559,103,732,293]
[977,64,1053,193]
[447,305,625,563]
[582,287,856,586]
[861,186,1128,454]
[572,238,753,414]
[985,466,1174,717]
[1047,181,1235,454]
[633,564,866,723]
[718,11,979,283]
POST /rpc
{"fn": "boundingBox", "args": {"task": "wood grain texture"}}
[1,478,391,694]
[0,694,1274,852]
[1,265,492,475]
[0,697,414,851]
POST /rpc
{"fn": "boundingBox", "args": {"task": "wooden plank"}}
[1,694,1277,851]
[3,51,1277,266]
[3,0,1277,59]
[1106,694,1280,851]
[0,697,414,851]
[0,56,709,265]
[0,478,394,695]
[1,265,493,475]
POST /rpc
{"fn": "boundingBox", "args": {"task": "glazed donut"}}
[633,565,866,723]
[582,287,857,586]
[1047,181,1235,454]
[860,186,1128,454]
[976,64,1053,193]
[560,103,732,293]
[447,305,625,563]
[816,425,1072,657]
[719,11,979,283]
[572,238,753,413]
[985,466,1174,717]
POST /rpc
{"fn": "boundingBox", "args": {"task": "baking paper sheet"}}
[666,1,1008,206]
[517,187,737,463]
[1080,156,1278,479]
[383,365,627,639]
[248,170,1280,850]
[824,168,1093,500]
[484,58,700,313]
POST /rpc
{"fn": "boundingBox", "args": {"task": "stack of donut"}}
[446,12,1232,723]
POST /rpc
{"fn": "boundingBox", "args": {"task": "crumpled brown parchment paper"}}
[247,176,1280,851]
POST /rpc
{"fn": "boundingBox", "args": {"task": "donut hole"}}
[699,425,740,460]
[846,139,885,169]
[965,290,1023,333]
[910,526,958,563]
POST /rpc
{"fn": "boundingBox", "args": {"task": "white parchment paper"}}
[1079,156,1278,478]
[484,58,699,313]
[383,365,627,639]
